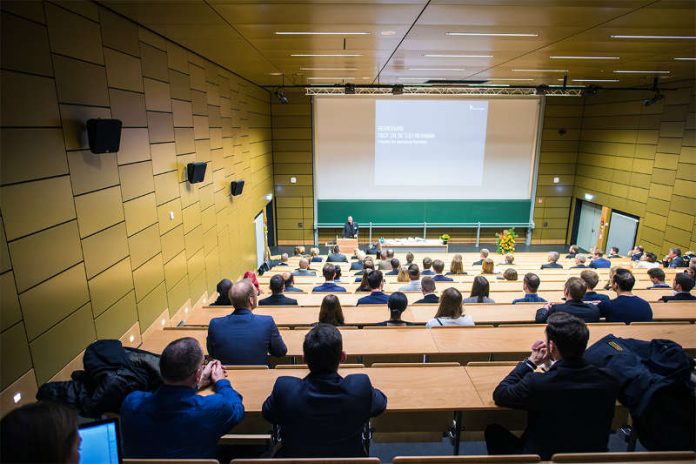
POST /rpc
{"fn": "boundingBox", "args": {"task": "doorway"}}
[606,211,639,258]
[576,200,602,252]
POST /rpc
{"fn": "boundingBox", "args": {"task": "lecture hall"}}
[0,1,695,463]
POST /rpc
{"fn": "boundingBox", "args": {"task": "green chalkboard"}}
[316,199,531,226]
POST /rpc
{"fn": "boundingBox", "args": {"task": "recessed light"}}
[550,56,619,60]
[276,32,370,35]
[129,335,135,343]
[290,177,297,184]
[268,72,283,76]
[513,69,568,73]
[184,307,189,313]
[613,70,670,74]
[301,67,357,71]
[160,319,166,326]
[424,54,493,58]
[265,194,273,201]
[553,177,560,184]
[13,393,21,404]
[446,32,538,37]
[484,78,534,81]
[306,77,370,80]
[291,54,363,57]
[381,31,396,36]
[407,68,467,72]
[584,193,595,201]
[611,35,696,39]
[674,57,696,61]
[572,79,620,83]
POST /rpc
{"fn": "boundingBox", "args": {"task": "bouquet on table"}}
[496,228,517,255]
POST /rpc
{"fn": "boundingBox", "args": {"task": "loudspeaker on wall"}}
[186,162,207,184]
[230,180,245,196]
[86,119,122,154]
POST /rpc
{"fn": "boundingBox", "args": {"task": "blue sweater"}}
[511,294,547,305]
[598,295,653,323]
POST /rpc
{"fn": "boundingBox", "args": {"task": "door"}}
[576,201,602,252]
[253,212,266,269]
[606,211,639,257]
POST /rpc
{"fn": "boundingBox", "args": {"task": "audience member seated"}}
[259,274,298,306]
[632,251,660,269]
[292,258,316,277]
[278,253,290,266]
[357,271,389,305]
[211,278,233,305]
[570,254,588,269]
[121,337,244,458]
[499,253,515,266]
[663,247,688,268]
[541,251,563,269]
[686,265,696,279]
[356,270,372,292]
[0,401,80,463]
[376,292,414,326]
[262,324,387,457]
[326,245,348,263]
[366,240,380,256]
[481,257,496,274]
[608,246,621,259]
[486,312,619,460]
[630,245,645,261]
[313,264,347,293]
[535,277,600,323]
[473,248,490,265]
[398,264,422,291]
[432,259,454,281]
[589,250,611,269]
[512,273,546,304]
[318,294,345,326]
[243,271,262,295]
[397,265,410,283]
[378,250,391,270]
[446,254,467,275]
[646,268,670,289]
[565,244,579,259]
[310,248,323,263]
[659,273,696,302]
[350,250,365,270]
[579,270,610,303]
[405,251,414,265]
[354,258,374,277]
[464,276,495,303]
[207,279,287,364]
[293,246,306,257]
[426,287,474,328]
[598,269,653,323]
[334,266,343,282]
[386,248,395,259]
[421,257,435,275]
[602,266,621,291]
[385,258,401,275]
[282,273,303,293]
[499,268,518,281]
[414,277,439,304]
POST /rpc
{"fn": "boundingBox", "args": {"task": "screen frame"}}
[78,417,122,464]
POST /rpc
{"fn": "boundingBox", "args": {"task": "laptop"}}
[78,417,121,464]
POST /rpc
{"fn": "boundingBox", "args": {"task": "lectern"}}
[336,238,359,256]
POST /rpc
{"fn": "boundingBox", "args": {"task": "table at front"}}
[381,239,448,254]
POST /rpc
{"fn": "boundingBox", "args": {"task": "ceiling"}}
[102,0,696,89]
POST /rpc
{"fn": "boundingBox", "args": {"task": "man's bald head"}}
[229,278,257,309]
[299,258,309,269]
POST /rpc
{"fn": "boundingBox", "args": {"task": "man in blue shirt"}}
[120,337,244,458]
[313,263,347,293]
[357,270,389,305]
[663,247,688,268]
[646,268,670,289]
[421,257,435,275]
[630,245,644,261]
[589,250,611,269]
[512,273,547,304]
[598,269,653,323]
[432,259,454,282]
[579,270,610,303]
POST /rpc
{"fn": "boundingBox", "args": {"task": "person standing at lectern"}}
[342,216,358,238]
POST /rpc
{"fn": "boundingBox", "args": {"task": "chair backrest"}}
[231,458,381,464]
[123,459,219,464]
[551,450,696,462]
[393,455,541,464]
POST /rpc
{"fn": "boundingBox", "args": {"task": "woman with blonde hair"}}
[426,287,474,328]
[318,294,344,326]
[481,258,496,275]
[447,254,467,275]
[397,266,410,283]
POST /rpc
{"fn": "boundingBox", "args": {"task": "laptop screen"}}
[78,418,121,464]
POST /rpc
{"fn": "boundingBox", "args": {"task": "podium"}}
[336,238,359,255]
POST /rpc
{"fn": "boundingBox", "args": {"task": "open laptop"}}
[78,417,121,464]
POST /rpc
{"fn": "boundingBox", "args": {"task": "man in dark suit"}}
[565,244,579,259]
[663,247,688,268]
[313,263,347,293]
[579,270,610,304]
[588,250,611,269]
[421,257,435,275]
[535,277,600,323]
[282,273,303,293]
[259,274,298,306]
[607,246,621,259]
[647,268,670,289]
[207,279,287,365]
[598,269,653,323]
[385,258,400,275]
[569,254,588,269]
[326,245,349,263]
[660,273,696,302]
[342,216,358,238]
[473,248,489,266]
[357,271,389,305]
[432,259,453,281]
[540,251,563,269]
[413,277,439,304]
[262,324,387,457]
[485,312,619,460]
[292,258,316,277]
[350,251,365,271]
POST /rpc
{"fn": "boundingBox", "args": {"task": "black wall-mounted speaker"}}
[230,180,245,196]
[186,162,207,184]
[86,119,122,154]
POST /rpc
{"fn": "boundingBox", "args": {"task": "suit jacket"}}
[589,258,611,269]
[647,283,671,289]
[258,294,298,306]
[472,259,484,266]
[385,269,399,276]
[313,282,347,293]
[414,293,439,304]
[356,291,389,305]
[433,274,453,282]
[311,257,323,263]
[659,292,696,302]
[326,253,348,263]
[284,286,303,293]
[493,359,619,460]
[350,261,363,270]
[569,264,588,269]
[262,372,387,457]
[292,269,316,277]
[541,263,563,269]
[342,222,358,238]
[608,255,622,259]
[631,252,643,261]
[378,260,392,271]
[421,270,435,276]
[535,300,600,323]
[583,291,610,303]
[664,256,688,268]
[598,295,653,323]
[207,309,287,365]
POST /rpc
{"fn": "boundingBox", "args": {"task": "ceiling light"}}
[265,194,273,201]
[407,68,467,71]
[584,193,595,201]
[484,78,534,81]
[290,177,297,184]
[553,177,560,184]
[673,57,696,61]
[13,393,21,404]
[446,32,538,37]
[613,70,670,74]
[381,31,396,36]
[513,69,568,73]
[268,72,283,76]
[424,54,493,58]
[301,67,357,71]
[611,35,696,39]
[276,31,369,35]
[572,79,620,83]
[550,56,619,60]
[291,54,363,57]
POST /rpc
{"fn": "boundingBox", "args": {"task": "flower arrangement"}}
[496,228,517,255]
[440,234,451,244]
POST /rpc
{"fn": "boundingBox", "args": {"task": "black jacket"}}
[414,294,439,304]
[259,294,298,306]
[493,359,619,460]
[659,292,696,302]
[350,261,363,270]
[36,340,161,418]
[535,300,600,323]
[326,253,348,263]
